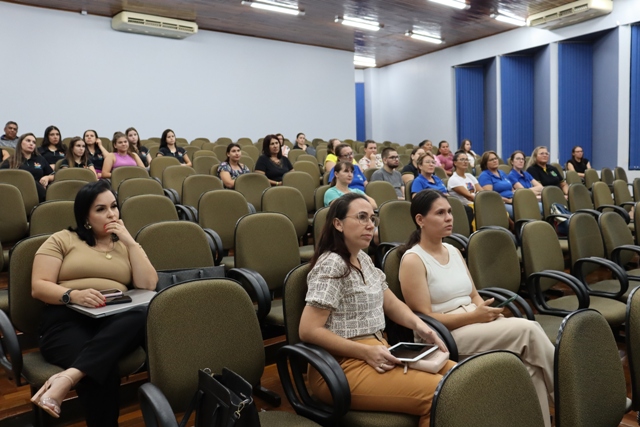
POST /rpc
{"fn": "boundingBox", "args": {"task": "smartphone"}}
[388,342,438,362]
[99,289,123,298]
[105,295,132,305]
[496,294,518,308]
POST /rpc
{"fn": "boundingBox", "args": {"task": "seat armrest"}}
[573,209,602,220]
[595,205,630,224]
[414,312,458,361]
[526,271,590,316]
[375,242,401,268]
[163,188,178,204]
[477,288,534,320]
[611,244,640,271]
[0,310,23,386]
[277,343,350,426]
[227,268,271,322]
[247,203,256,214]
[573,256,629,300]
[514,219,535,243]
[175,204,197,222]
[202,228,223,266]
[138,383,180,427]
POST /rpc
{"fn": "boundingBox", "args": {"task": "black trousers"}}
[39,305,146,427]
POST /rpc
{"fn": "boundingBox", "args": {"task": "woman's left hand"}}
[39,177,49,188]
[415,324,448,352]
[103,220,136,247]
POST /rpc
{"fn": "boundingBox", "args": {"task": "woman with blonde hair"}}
[59,137,98,178]
[526,146,568,195]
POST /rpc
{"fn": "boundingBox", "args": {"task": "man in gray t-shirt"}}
[370,147,405,200]
[0,121,18,148]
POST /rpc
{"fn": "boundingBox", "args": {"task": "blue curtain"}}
[501,56,534,158]
[355,83,366,142]
[558,42,593,166]
[455,67,484,151]
[631,25,640,170]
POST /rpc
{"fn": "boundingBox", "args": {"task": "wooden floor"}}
[1,271,640,427]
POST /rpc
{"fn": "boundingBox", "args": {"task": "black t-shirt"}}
[526,163,564,188]
[87,148,105,170]
[255,155,293,182]
[567,158,589,174]
[59,159,94,169]
[137,146,150,167]
[158,146,187,164]
[38,146,66,166]
[0,154,54,181]
[401,163,419,178]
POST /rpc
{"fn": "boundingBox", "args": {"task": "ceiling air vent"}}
[112,11,198,39]
[527,0,612,30]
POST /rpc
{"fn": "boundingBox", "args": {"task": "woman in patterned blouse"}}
[217,143,250,189]
[299,192,455,426]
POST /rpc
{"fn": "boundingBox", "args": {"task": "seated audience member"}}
[507,150,543,199]
[156,129,191,167]
[358,140,383,171]
[401,147,426,186]
[435,141,453,176]
[101,132,145,179]
[1,148,9,161]
[275,133,290,158]
[458,139,477,170]
[0,121,19,148]
[31,180,157,425]
[300,192,455,426]
[83,130,109,178]
[478,150,516,218]
[526,146,568,195]
[323,138,343,172]
[126,127,149,168]
[59,137,97,178]
[370,147,404,199]
[565,145,591,178]
[411,152,448,197]
[0,133,53,202]
[39,125,66,170]
[255,134,293,186]
[447,151,481,206]
[217,143,250,189]
[325,161,376,208]
[398,190,554,427]
[328,144,367,192]
[292,132,316,156]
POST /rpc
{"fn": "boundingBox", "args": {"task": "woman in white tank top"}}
[398,189,555,427]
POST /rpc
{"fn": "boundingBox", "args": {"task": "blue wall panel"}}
[558,42,593,166]
[484,59,498,153]
[501,55,534,158]
[455,66,485,152]
[355,82,366,142]
[533,46,551,151]
[631,25,640,170]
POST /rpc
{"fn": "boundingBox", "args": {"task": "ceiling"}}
[5,0,577,67]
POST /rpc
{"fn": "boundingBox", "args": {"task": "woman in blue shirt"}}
[507,150,543,198]
[327,144,367,192]
[478,151,516,218]
[411,152,448,197]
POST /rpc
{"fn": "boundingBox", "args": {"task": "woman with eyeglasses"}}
[447,151,482,206]
[565,146,591,178]
[328,144,367,192]
[300,192,455,426]
[410,152,448,198]
[526,146,568,195]
[507,150,543,199]
[398,190,554,427]
[324,161,377,208]
[478,151,517,218]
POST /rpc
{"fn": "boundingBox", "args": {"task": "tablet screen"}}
[388,343,438,362]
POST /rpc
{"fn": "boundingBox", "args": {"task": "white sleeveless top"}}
[402,243,472,313]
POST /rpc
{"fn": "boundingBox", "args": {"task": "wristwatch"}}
[61,289,73,305]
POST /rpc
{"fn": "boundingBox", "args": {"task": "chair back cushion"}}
[467,228,520,293]
[29,201,75,236]
[0,184,29,242]
[137,221,214,270]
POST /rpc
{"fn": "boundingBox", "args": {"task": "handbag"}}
[405,350,450,374]
[550,202,572,236]
[156,266,225,291]
[179,368,261,427]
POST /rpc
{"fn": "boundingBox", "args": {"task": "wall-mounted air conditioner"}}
[111,11,198,39]
[527,0,612,30]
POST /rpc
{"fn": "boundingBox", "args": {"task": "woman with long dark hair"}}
[39,125,66,169]
[300,192,455,426]
[255,134,293,186]
[217,142,250,189]
[83,130,109,178]
[0,133,54,202]
[59,137,97,178]
[126,127,149,167]
[156,129,191,167]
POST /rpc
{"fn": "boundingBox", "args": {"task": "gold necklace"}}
[96,240,114,260]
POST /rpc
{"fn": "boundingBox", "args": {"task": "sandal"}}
[30,373,75,418]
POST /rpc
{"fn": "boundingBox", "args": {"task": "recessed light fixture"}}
[406,31,443,44]
[354,55,377,67]
[241,0,304,16]
[491,12,526,26]
[428,0,469,11]
[336,16,383,31]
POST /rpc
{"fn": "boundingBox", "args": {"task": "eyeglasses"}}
[513,157,525,161]
[341,152,354,158]
[457,158,469,162]
[538,152,550,156]
[346,212,380,227]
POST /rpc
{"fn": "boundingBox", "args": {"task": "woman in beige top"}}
[31,180,157,425]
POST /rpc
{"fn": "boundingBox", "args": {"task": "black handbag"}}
[179,368,261,427]
[156,266,225,291]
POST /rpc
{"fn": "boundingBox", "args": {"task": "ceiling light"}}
[241,1,304,16]
[428,0,469,10]
[491,12,526,26]
[406,31,443,44]
[354,55,377,67]
[335,16,382,32]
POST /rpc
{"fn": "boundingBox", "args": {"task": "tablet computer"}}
[388,342,438,362]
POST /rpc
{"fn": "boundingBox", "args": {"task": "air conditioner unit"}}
[527,0,612,30]
[111,11,198,39]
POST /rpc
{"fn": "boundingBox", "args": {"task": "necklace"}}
[96,240,115,260]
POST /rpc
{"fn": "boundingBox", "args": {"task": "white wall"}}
[1,2,355,142]
[366,0,640,163]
